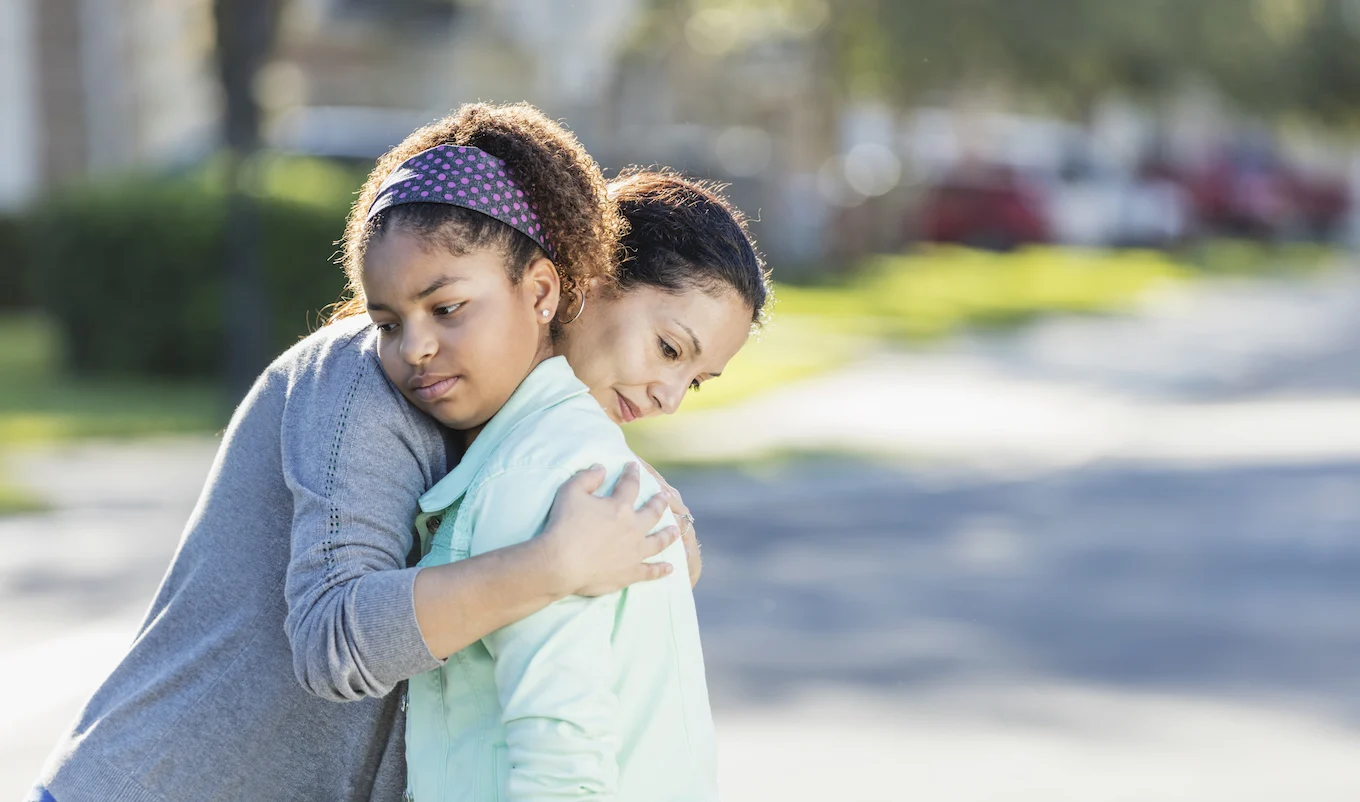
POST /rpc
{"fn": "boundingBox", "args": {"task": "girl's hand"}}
[640,460,702,588]
[542,462,680,597]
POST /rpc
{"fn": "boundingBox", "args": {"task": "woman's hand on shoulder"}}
[542,462,680,597]
[639,460,701,588]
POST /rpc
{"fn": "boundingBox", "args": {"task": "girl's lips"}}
[414,376,459,402]
[616,392,639,423]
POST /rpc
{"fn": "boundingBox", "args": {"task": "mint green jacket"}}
[405,357,720,802]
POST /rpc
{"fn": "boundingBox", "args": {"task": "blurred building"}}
[271,0,641,157]
[268,0,838,265]
[0,0,217,210]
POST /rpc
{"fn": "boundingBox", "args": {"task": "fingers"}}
[642,461,678,501]
[638,492,669,527]
[666,489,689,517]
[680,523,699,550]
[609,461,642,505]
[560,463,606,496]
[685,539,702,588]
[645,524,682,556]
[637,561,675,582]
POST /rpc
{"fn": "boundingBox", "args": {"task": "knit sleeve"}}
[280,338,446,701]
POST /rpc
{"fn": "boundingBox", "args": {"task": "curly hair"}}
[329,103,621,322]
[608,167,770,326]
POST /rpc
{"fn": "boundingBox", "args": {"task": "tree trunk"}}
[213,0,281,403]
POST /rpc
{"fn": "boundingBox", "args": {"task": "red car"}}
[917,165,1050,249]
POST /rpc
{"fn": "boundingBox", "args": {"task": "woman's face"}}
[557,283,753,425]
[362,229,558,435]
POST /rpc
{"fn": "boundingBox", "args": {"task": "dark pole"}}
[213,0,281,404]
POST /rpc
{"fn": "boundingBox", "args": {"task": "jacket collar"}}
[418,356,589,514]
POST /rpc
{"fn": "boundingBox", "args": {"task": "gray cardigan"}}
[42,318,450,802]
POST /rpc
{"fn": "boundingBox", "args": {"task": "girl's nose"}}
[400,325,437,366]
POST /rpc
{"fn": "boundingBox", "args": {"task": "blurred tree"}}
[832,0,1360,122]
[214,0,285,401]
[642,0,1360,124]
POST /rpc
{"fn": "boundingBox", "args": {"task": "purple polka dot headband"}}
[366,144,554,258]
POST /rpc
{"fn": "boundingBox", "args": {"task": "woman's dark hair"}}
[329,102,621,322]
[607,168,770,326]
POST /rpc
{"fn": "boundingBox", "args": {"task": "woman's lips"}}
[414,376,459,403]
[616,392,639,423]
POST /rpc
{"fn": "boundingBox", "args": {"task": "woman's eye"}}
[434,303,463,317]
[375,322,398,333]
[659,338,679,360]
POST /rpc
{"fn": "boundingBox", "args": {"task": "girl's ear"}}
[523,256,561,321]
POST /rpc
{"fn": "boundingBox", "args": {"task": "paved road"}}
[4,269,1360,800]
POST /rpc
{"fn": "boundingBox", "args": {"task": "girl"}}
[345,136,765,798]
[38,104,678,802]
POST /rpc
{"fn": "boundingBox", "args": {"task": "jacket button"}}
[425,515,442,535]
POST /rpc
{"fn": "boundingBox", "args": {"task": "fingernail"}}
[590,463,603,470]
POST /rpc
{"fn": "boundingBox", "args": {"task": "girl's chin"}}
[424,400,484,431]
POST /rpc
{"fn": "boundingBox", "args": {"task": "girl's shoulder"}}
[481,393,635,483]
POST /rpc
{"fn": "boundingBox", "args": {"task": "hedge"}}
[26,156,365,377]
[0,213,35,310]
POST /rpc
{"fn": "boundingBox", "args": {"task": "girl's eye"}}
[375,322,398,333]
[659,337,679,360]
[689,378,702,393]
[434,303,463,317]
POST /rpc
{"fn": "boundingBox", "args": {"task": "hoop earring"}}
[564,291,587,325]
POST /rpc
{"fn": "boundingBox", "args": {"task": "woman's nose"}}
[651,381,686,416]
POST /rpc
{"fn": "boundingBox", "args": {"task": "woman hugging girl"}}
[36,102,766,802]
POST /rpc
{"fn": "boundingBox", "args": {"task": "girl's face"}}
[362,229,559,436]
[557,283,753,425]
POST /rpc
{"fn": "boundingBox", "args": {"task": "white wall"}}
[0,0,37,210]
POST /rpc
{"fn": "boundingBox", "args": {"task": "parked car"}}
[916,165,1050,250]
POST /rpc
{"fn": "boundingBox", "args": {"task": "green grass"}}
[0,313,223,448]
[655,244,1205,419]
[1186,238,1340,275]
[0,313,221,513]
[773,245,1193,341]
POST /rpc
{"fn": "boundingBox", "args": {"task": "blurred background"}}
[3,1,1360,799]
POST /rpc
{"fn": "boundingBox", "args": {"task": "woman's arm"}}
[281,355,677,701]
[413,462,677,660]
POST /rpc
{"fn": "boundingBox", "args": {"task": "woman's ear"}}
[523,256,561,321]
